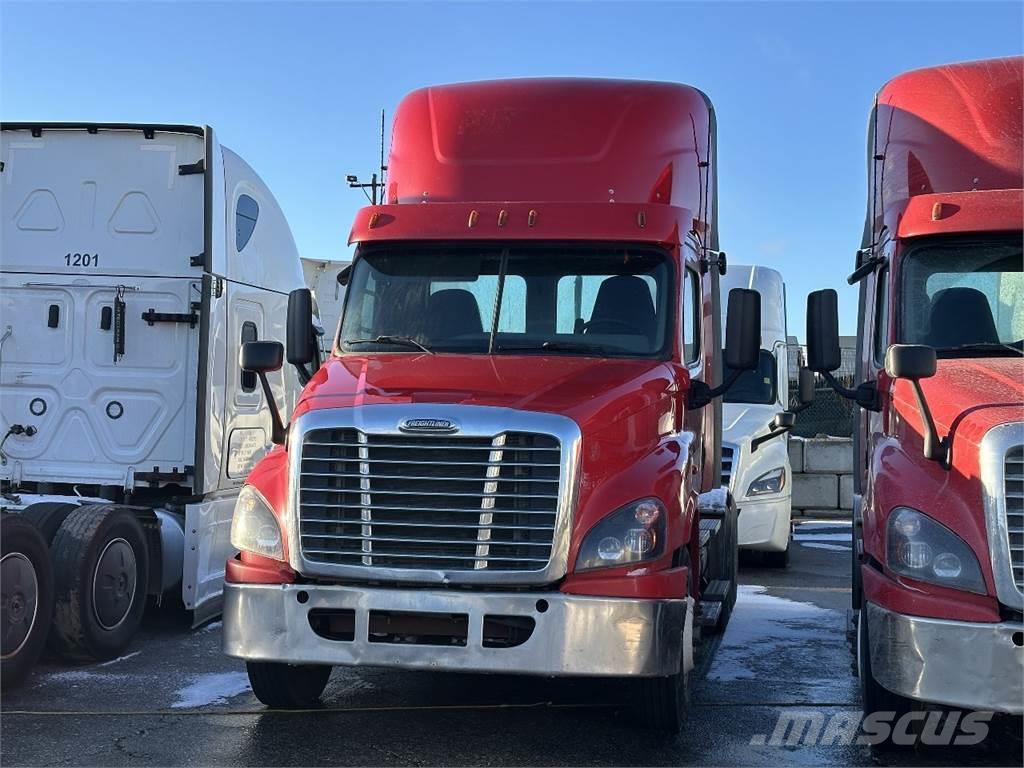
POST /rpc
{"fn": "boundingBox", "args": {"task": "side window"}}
[683,268,701,364]
[236,194,259,252]
[240,322,258,392]
[873,268,889,365]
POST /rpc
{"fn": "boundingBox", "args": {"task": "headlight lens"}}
[747,467,786,497]
[575,498,666,572]
[885,507,985,593]
[230,485,284,561]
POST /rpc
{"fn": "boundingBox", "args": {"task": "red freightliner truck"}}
[223,79,783,731]
[804,56,1024,731]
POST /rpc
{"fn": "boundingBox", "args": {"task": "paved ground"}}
[3,520,1021,766]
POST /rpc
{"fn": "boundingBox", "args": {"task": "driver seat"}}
[925,287,999,348]
[585,275,657,340]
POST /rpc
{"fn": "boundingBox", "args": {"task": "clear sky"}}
[2,1,1021,335]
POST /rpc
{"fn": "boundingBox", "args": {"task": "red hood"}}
[900,357,1024,448]
[294,354,677,434]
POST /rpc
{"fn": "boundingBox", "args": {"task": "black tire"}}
[636,667,690,735]
[21,502,78,546]
[763,542,790,569]
[247,661,332,708]
[2,515,54,689]
[49,504,150,661]
[858,606,915,750]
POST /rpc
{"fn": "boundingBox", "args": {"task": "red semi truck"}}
[222,79,781,731]
[804,56,1024,730]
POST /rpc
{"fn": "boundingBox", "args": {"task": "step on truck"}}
[222,79,764,733]
[719,265,812,567]
[802,57,1024,737]
[0,123,315,685]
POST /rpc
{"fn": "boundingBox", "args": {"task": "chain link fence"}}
[787,343,857,438]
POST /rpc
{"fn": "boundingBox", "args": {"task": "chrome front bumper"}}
[866,602,1024,714]
[223,582,690,677]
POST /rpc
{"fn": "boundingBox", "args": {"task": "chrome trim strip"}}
[866,601,1023,714]
[286,404,581,586]
[980,422,1024,611]
[223,581,686,677]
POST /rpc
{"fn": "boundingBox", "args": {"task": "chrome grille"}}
[297,428,561,572]
[721,444,736,488]
[1005,445,1024,591]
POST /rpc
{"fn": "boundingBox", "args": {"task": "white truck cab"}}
[0,123,311,675]
[719,265,793,566]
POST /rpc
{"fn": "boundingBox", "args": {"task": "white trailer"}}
[719,265,802,566]
[0,123,315,681]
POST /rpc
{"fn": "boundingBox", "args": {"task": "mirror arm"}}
[750,425,791,453]
[909,380,949,465]
[789,401,811,414]
[820,371,880,412]
[847,255,887,285]
[257,372,288,445]
[687,369,742,410]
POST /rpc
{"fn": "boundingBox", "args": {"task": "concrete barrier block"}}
[803,438,854,474]
[788,438,804,473]
[792,473,838,509]
[839,474,854,509]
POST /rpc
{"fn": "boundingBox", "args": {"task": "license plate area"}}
[367,610,469,647]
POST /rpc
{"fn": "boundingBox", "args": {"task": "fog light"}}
[932,552,963,579]
[597,537,624,561]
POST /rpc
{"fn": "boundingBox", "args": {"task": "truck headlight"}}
[230,486,284,561]
[885,507,985,593]
[575,498,666,572]
[746,467,786,497]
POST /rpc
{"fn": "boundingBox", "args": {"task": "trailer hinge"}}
[190,252,205,268]
[135,466,194,485]
[178,158,205,176]
[141,308,199,328]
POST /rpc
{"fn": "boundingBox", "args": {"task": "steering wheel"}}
[581,317,647,335]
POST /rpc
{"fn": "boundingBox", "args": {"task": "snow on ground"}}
[707,585,838,682]
[172,672,251,709]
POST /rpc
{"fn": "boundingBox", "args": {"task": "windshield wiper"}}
[497,340,610,357]
[344,335,435,354]
[937,342,1023,357]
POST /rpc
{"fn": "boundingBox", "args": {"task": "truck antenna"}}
[346,109,388,205]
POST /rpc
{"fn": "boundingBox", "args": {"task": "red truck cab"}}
[221,79,768,731]
[804,57,1023,724]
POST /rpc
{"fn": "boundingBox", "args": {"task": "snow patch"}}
[98,651,141,667]
[793,532,851,542]
[802,542,851,552]
[172,672,250,709]
[707,585,837,682]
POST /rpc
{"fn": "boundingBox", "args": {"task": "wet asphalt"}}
[2,520,1021,767]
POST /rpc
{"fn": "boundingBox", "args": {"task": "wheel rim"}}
[1,552,39,659]
[92,538,137,631]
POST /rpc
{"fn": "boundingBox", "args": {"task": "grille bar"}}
[298,427,561,573]
[1005,446,1023,591]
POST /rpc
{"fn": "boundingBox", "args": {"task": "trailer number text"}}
[65,253,99,268]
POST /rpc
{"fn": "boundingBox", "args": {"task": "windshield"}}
[723,349,777,404]
[900,236,1024,356]
[337,244,673,358]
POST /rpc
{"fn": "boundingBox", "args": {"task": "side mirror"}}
[806,289,841,372]
[884,344,936,381]
[240,340,284,373]
[337,264,352,287]
[724,288,761,371]
[751,411,796,452]
[885,344,946,464]
[240,341,287,444]
[287,288,315,367]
